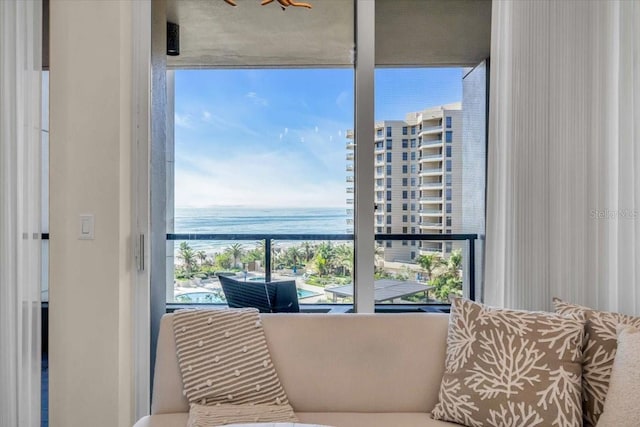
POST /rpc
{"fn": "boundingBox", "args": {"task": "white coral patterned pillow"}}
[596,325,640,427]
[432,298,585,427]
[553,298,640,427]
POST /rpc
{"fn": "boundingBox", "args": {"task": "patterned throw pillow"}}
[173,308,297,424]
[432,298,585,427]
[596,326,640,427]
[553,298,640,427]
[187,403,297,427]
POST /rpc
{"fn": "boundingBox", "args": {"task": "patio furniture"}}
[218,275,300,313]
[324,279,433,303]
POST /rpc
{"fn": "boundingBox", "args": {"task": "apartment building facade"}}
[346,103,463,263]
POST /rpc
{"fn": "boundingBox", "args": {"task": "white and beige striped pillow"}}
[173,308,297,424]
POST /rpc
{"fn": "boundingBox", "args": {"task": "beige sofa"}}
[134,312,460,427]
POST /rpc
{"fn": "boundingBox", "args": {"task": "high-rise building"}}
[346,102,463,263]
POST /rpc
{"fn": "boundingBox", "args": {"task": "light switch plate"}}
[79,214,94,240]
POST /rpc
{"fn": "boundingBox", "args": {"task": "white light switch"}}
[79,214,94,240]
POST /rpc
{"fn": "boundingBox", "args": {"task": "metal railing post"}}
[264,238,272,282]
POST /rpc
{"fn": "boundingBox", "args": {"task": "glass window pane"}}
[373,65,486,305]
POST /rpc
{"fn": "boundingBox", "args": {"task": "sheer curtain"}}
[485,0,640,315]
[0,1,42,426]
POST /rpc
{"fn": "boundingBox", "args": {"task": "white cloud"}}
[175,113,194,129]
[202,110,212,122]
[245,91,268,107]
[174,151,346,208]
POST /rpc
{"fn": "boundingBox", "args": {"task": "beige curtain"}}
[485,0,640,315]
[0,0,42,426]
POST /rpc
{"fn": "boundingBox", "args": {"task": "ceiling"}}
[165,0,491,69]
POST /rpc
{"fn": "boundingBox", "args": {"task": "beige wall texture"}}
[49,1,134,426]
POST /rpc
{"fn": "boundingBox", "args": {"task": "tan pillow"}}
[187,403,297,427]
[432,298,585,427]
[553,298,640,426]
[596,326,640,427]
[173,308,296,423]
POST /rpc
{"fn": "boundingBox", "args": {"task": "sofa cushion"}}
[134,412,459,427]
[432,298,585,427]
[296,412,460,427]
[151,313,451,415]
[597,326,640,427]
[553,298,640,426]
[188,403,297,427]
[173,309,297,425]
[133,413,188,427]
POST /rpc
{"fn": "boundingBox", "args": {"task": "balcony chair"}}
[217,274,300,313]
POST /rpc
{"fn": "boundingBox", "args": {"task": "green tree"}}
[447,249,463,279]
[429,274,462,302]
[283,246,303,269]
[225,243,244,268]
[416,253,442,281]
[334,244,354,276]
[177,242,197,278]
[214,252,233,270]
[196,250,207,266]
[301,241,314,262]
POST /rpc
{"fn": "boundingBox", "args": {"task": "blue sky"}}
[174,68,462,208]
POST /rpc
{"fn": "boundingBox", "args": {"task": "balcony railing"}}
[420,182,443,189]
[419,154,443,161]
[166,232,479,301]
[346,153,354,161]
[420,139,443,148]
[419,167,442,175]
[419,125,442,135]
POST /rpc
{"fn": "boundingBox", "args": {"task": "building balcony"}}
[375,146,385,153]
[346,165,354,172]
[346,198,354,204]
[346,176,354,183]
[420,182,443,189]
[375,159,385,166]
[346,218,354,225]
[346,209,353,216]
[420,246,443,255]
[420,222,443,230]
[420,139,443,148]
[346,187,354,194]
[346,130,354,139]
[419,209,443,216]
[419,167,442,177]
[419,125,443,136]
[346,153,354,161]
[419,197,442,204]
[419,154,443,163]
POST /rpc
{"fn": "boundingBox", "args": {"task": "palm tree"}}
[334,244,354,276]
[301,241,314,262]
[225,243,244,268]
[284,246,303,269]
[196,250,207,266]
[417,253,442,281]
[374,243,384,267]
[447,249,463,279]
[178,242,197,277]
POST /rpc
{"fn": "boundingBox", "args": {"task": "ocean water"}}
[172,206,351,254]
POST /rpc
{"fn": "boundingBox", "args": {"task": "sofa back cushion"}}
[152,312,450,414]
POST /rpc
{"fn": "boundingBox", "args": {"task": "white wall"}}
[49,1,134,426]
